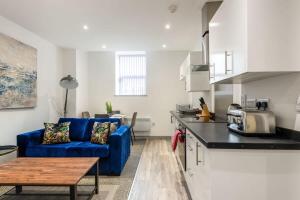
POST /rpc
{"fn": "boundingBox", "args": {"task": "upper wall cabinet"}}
[180,52,210,92]
[209,0,300,84]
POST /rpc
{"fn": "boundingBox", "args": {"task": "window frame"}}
[115,51,147,96]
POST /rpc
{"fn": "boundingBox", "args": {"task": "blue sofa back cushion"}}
[85,118,121,141]
[58,118,89,141]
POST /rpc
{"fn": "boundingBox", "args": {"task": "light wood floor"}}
[128,138,190,200]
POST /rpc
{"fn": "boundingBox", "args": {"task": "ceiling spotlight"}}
[162,44,167,48]
[102,44,107,49]
[83,25,89,30]
[165,24,171,30]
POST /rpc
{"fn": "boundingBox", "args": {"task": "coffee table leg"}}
[15,185,22,194]
[70,185,77,200]
[95,160,99,194]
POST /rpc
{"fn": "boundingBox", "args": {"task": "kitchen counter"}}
[171,111,300,150]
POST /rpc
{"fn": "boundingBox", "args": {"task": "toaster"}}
[227,109,276,135]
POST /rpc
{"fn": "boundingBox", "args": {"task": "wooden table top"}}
[0,157,99,186]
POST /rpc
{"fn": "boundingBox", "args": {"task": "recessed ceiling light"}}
[162,44,167,48]
[102,44,107,49]
[83,25,89,30]
[165,24,171,30]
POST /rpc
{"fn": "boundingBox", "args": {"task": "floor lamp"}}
[59,75,78,117]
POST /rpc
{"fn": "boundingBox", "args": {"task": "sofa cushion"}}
[25,141,110,158]
[58,118,89,141]
[110,122,118,133]
[90,122,111,144]
[68,142,110,158]
[85,118,121,141]
[42,122,71,144]
[26,142,82,157]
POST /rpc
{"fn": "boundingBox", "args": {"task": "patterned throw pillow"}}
[90,122,110,144]
[110,122,118,133]
[42,122,71,144]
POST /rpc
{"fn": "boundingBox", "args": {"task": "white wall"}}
[0,16,63,145]
[60,48,76,117]
[88,51,189,136]
[241,73,300,129]
[76,50,89,117]
[59,49,89,117]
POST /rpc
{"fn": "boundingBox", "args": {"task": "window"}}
[115,51,146,96]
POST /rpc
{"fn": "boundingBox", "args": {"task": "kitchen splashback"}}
[214,84,233,119]
[241,73,300,130]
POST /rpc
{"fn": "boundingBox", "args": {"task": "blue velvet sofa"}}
[17,118,131,175]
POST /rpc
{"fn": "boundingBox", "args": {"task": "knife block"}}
[201,104,210,117]
[196,104,210,118]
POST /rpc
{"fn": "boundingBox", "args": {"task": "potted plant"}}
[105,101,113,115]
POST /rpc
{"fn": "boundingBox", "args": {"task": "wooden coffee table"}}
[0,157,99,200]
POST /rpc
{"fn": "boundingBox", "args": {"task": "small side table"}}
[0,146,18,157]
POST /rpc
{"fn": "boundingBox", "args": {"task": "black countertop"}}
[171,111,300,150]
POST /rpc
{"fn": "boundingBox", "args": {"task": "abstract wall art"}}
[0,33,37,109]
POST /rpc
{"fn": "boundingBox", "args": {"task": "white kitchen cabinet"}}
[185,130,211,200]
[180,52,202,81]
[181,52,210,91]
[179,57,188,80]
[186,69,210,92]
[185,132,194,194]
[209,0,300,84]
[184,130,300,200]
[179,64,186,80]
[209,0,246,82]
[194,141,211,200]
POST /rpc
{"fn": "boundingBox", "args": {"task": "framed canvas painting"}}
[0,33,37,109]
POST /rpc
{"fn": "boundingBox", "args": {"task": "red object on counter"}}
[172,130,184,151]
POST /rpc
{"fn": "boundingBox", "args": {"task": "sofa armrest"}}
[17,129,44,157]
[108,125,131,175]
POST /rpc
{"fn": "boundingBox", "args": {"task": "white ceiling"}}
[0,0,206,51]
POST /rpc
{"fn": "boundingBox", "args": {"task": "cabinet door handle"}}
[196,142,203,165]
[225,51,233,75]
[225,51,228,75]
[210,63,215,79]
[187,145,193,151]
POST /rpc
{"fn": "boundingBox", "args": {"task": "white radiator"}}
[128,117,152,132]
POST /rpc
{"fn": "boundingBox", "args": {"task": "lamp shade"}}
[59,75,78,89]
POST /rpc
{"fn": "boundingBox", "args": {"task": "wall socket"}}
[257,98,269,103]
[296,95,300,112]
[241,95,270,109]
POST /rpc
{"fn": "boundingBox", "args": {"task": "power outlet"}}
[152,122,155,126]
[256,98,269,111]
[257,98,269,103]
[296,95,300,112]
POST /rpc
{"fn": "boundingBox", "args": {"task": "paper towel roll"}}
[295,114,300,131]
